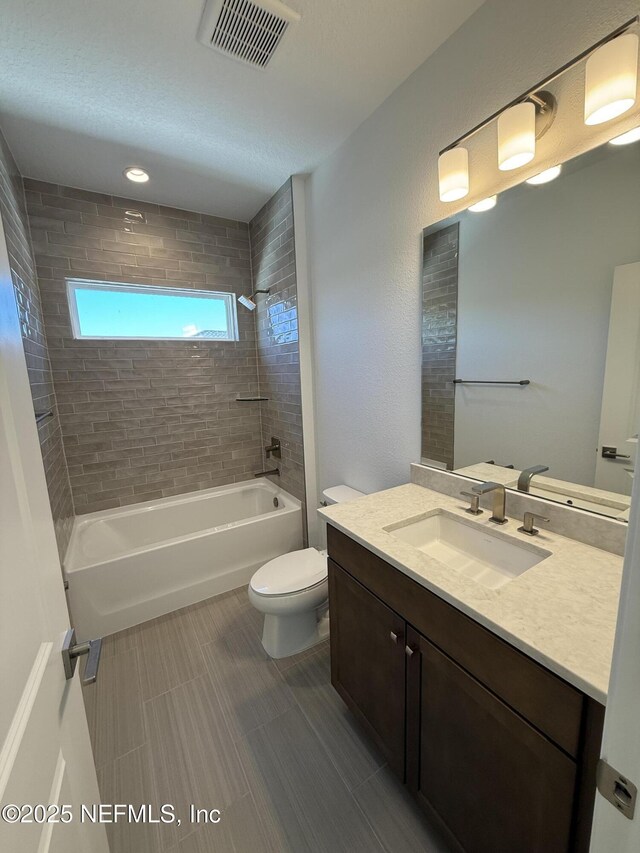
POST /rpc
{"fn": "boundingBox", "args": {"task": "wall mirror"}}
[421,139,640,521]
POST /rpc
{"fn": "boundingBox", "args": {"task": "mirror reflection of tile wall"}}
[421,223,459,470]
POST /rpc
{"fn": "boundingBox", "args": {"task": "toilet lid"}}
[250,548,327,596]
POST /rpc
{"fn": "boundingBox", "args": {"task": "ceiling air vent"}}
[197,0,301,69]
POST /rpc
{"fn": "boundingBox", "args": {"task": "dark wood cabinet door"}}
[328,559,406,777]
[407,628,577,853]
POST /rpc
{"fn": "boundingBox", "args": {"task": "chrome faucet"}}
[517,465,549,493]
[471,481,507,525]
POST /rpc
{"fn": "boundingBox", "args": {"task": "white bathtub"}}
[65,480,303,640]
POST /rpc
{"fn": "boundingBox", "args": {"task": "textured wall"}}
[0,132,73,558]
[307,0,640,497]
[421,223,458,468]
[26,180,263,513]
[250,180,305,530]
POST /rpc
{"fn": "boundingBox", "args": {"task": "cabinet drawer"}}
[328,525,584,756]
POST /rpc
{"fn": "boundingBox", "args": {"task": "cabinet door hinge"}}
[596,759,637,820]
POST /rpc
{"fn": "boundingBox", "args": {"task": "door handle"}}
[602,446,631,460]
[405,644,418,657]
[62,628,103,685]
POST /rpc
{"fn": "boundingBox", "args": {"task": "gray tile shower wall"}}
[421,223,459,469]
[25,179,264,513]
[249,180,306,531]
[0,132,74,559]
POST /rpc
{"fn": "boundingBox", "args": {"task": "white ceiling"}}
[0,0,484,220]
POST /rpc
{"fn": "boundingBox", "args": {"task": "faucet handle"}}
[471,480,501,494]
[460,491,483,515]
[518,511,550,536]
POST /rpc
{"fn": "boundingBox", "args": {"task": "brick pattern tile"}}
[25,179,264,513]
[422,224,459,469]
[249,180,306,537]
[0,133,74,558]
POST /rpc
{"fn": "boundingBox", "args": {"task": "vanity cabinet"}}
[328,561,406,776]
[327,525,605,853]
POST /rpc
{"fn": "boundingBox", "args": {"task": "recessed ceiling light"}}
[526,165,562,185]
[468,195,497,213]
[609,126,640,145]
[124,167,150,183]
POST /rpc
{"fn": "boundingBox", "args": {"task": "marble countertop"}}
[319,483,624,704]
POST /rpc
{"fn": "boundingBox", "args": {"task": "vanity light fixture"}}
[609,125,640,144]
[124,167,150,183]
[438,147,469,202]
[526,165,562,185]
[437,17,638,203]
[498,102,536,171]
[584,33,639,125]
[468,195,497,212]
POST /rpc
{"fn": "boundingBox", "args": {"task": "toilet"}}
[248,485,365,658]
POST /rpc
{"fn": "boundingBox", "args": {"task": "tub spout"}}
[254,469,280,477]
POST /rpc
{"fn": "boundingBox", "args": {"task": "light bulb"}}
[584,33,638,125]
[498,102,536,171]
[468,196,497,212]
[438,148,469,202]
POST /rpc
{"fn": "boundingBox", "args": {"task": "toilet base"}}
[261,608,329,659]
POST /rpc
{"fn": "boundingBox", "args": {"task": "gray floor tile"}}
[144,673,249,847]
[282,645,385,790]
[272,638,329,672]
[202,626,294,740]
[101,624,140,658]
[83,647,145,768]
[136,608,206,700]
[88,587,453,853]
[189,587,263,645]
[353,766,456,853]
[97,745,166,853]
[177,793,282,853]
[237,706,385,853]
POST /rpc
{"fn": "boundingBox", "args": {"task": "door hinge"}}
[597,759,637,820]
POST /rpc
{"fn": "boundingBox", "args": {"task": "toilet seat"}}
[250,548,327,596]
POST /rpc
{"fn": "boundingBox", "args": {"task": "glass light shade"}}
[609,125,640,145]
[124,167,150,183]
[438,147,469,202]
[526,165,562,185]
[584,33,638,125]
[498,102,536,171]
[468,195,497,212]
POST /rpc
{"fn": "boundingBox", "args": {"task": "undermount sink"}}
[384,510,551,590]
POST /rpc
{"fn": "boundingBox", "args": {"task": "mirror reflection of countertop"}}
[319,483,624,704]
[455,462,632,520]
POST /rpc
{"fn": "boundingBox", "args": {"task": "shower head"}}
[237,289,270,311]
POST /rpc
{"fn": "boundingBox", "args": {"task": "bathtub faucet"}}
[254,468,280,478]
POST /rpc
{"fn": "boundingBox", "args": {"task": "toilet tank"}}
[322,485,365,505]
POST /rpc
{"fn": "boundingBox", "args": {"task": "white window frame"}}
[66,279,239,341]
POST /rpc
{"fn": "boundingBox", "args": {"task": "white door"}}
[594,263,640,495]
[590,409,640,852]
[0,216,108,850]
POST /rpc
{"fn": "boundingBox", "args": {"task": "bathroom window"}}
[66,279,239,341]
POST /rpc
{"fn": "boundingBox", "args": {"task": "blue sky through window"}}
[71,284,233,339]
